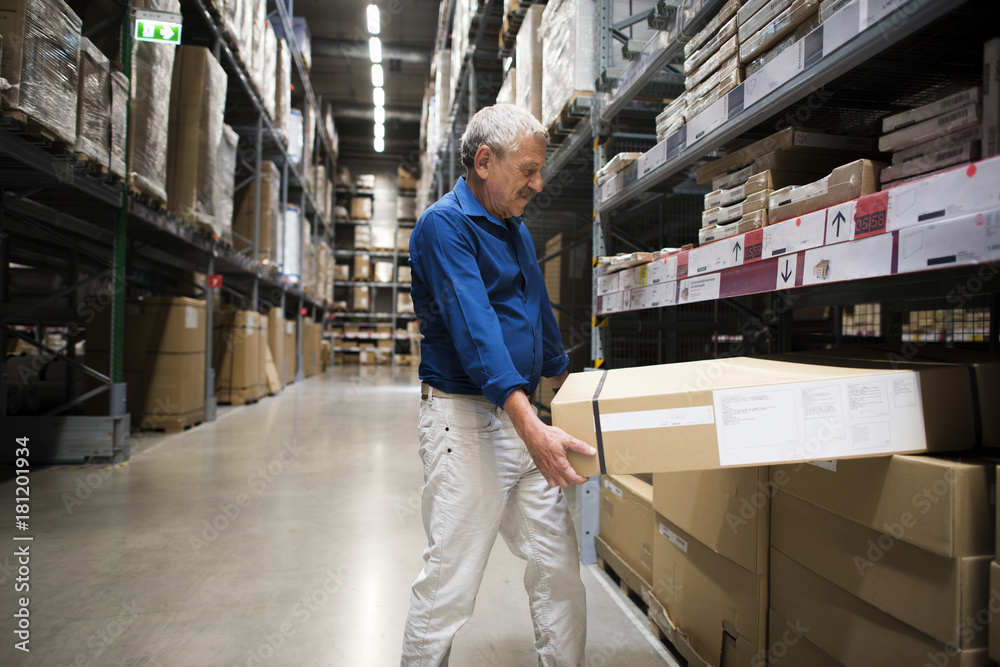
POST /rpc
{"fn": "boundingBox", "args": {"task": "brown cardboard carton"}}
[765,609,841,667]
[397,165,418,191]
[396,226,413,252]
[283,319,296,384]
[653,467,769,575]
[353,286,370,312]
[167,46,228,229]
[353,255,371,281]
[143,350,205,420]
[301,320,316,378]
[267,309,286,390]
[772,455,994,559]
[214,309,260,403]
[770,548,992,666]
[144,297,206,354]
[256,315,268,398]
[653,513,767,667]
[350,197,372,220]
[552,356,972,477]
[768,158,882,223]
[599,475,654,585]
[772,490,992,647]
[233,161,282,263]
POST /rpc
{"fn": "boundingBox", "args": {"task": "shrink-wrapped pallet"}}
[213,124,239,245]
[75,36,126,179]
[540,0,594,130]
[233,161,282,265]
[274,36,292,144]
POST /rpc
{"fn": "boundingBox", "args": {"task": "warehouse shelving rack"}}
[0,0,337,462]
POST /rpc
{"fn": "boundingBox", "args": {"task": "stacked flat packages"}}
[738,0,820,70]
[744,0,821,76]
[879,86,983,187]
[0,0,81,145]
[697,127,878,235]
[683,0,741,119]
[655,94,686,142]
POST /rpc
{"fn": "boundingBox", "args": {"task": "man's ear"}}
[473,145,492,180]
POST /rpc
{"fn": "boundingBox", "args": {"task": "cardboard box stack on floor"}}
[696,127,879,240]
[301,320,317,378]
[598,475,654,594]
[879,87,983,188]
[283,318,297,384]
[267,308,286,391]
[214,308,260,405]
[0,0,81,145]
[684,0,742,119]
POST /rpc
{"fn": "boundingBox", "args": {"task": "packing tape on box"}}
[591,368,609,475]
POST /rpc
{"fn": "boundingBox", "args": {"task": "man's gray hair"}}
[459,104,549,171]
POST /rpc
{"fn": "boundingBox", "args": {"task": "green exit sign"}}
[134,10,182,44]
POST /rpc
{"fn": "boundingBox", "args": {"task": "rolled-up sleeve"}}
[413,211,526,406]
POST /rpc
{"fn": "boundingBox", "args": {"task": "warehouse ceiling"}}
[290,0,441,162]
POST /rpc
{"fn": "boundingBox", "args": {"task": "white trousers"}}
[400,393,587,666]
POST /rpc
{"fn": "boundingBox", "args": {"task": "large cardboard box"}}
[283,319,297,384]
[267,308,286,390]
[653,513,767,667]
[772,490,992,648]
[599,475,654,585]
[553,356,974,477]
[214,309,260,404]
[233,161,282,264]
[353,285,370,312]
[167,46,228,229]
[0,0,81,145]
[301,320,316,378]
[653,467,769,575]
[770,548,991,666]
[766,609,841,667]
[515,4,544,123]
[772,455,994,559]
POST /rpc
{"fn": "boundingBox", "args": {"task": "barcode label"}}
[938,107,972,126]
[933,147,967,163]
[659,523,688,553]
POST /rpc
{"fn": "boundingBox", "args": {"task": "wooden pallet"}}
[144,410,205,434]
[595,534,653,610]
[129,184,168,212]
[216,389,260,407]
[0,109,74,150]
[546,91,594,137]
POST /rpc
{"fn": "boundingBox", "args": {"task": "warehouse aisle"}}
[0,366,674,666]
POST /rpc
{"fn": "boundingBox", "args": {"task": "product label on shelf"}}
[775,254,798,290]
[801,233,893,286]
[712,372,926,466]
[678,274,722,304]
[666,125,687,161]
[826,201,855,245]
[886,156,1000,232]
[743,228,764,263]
[853,192,889,239]
[897,208,1000,274]
[286,322,295,335]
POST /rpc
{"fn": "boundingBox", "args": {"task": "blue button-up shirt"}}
[409,178,569,407]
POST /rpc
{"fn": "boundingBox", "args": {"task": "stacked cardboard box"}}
[0,0,81,145]
[267,308,286,391]
[879,87,983,187]
[684,0,741,119]
[75,37,127,179]
[738,0,819,67]
[353,254,372,282]
[770,455,995,665]
[397,292,414,315]
[397,197,417,222]
[516,4,544,123]
[214,309,261,405]
[699,171,771,245]
[351,197,373,221]
[283,318,297,384]
[396,226,413,253]
[272,15,311,72]
[598,475,654,590]
[768,157,882,223]
[374,261,394,284]
[301,320,317,378]
[167,46,228,231]
[372,226,395,251]
[233,161,282,265]
[652,467,770,666]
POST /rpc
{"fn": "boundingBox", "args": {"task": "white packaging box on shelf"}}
[885,155,1000,232]
[648,255,678,283]
[629,282,677,310]
[896,207,1000,275]
[597,271,622,296]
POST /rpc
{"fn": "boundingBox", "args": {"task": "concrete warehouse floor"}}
[0,365,677,666]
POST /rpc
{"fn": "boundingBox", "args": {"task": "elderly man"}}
[400,104,596,666]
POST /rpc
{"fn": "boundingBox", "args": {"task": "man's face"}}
[483,134,546,219]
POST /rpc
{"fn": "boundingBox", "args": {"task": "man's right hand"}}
[503,389,595,488]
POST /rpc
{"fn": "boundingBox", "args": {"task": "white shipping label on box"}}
[638,140,667,178]
[597,272,621,296]
[649,255,677,283]
[827,200,856,244]
[897,208,1000,274]
[801,233,893,286]
[712,372,927,467]
[602,405,715,432]
[887,156,1000,232]
[659,523,689,553]
[763,209,827,258]
[185,306,198,329]
[678,274,722,304]
[603,479,623,499]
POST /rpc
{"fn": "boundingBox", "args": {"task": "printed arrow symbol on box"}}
[733,240,742,261]
[832,211,846,236]
[781,259,793,283]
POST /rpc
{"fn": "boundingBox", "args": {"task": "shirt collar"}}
[453,177,525,230]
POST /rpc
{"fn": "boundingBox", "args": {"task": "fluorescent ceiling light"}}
[374,122,385,138]
[373,87,385,107]
[371,64,384,87]
[367,4,380,34]
[374,137,385,152]
[374,106,385,123]
[369,37,382,63]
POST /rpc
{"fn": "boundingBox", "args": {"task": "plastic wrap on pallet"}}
[287,108,303,165]
[214,124,238,245]
[282,205,302,282]
[540,0,595,130]
[167,46,229,229]
[233,160,281,263]
[272,15,311,72]
[0,0,81,145]
[108,69,127,180]
[129,0,180,204]
[75,37,111,168]
[248,0,265,97]
[274,37,292,144]
[302,100,315,181]
[261,19,276,119]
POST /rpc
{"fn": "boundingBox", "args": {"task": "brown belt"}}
[420,383,494,405]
